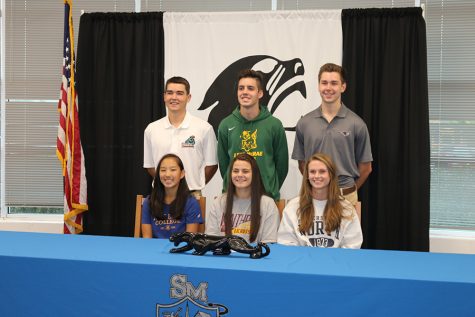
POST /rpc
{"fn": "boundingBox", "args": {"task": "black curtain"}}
[342,8,430,251]
[76,12,165,236]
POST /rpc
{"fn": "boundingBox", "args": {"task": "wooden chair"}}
[134,195,144,238]
[198,196,206,233]
[134,194,206,237]
[276,199,286,219]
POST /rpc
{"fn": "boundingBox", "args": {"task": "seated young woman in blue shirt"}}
[141,153,202,238]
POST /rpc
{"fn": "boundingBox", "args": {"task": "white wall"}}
[0,216,63,234]
[429,229,475,254]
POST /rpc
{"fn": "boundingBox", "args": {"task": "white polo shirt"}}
[143,112,218,191]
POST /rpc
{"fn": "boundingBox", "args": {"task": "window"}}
[142,0,271,11]
[425,0,475,229]
[2,1,135,217]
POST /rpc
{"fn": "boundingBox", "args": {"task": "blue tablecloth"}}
[0,231,474,316]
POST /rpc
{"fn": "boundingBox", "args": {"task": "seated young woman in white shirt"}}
[278,153,362,248]
[206,153,279,243]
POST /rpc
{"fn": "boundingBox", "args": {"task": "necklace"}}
[234,198,252,214]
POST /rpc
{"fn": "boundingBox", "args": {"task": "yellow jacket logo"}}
[241,129,257,153]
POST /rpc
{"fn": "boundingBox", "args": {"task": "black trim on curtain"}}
[342,7,430,251]
[76,12,165,236]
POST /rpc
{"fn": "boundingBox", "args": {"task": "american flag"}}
[57,0,88,234]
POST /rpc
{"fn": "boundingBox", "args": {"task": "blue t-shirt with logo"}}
[141,196,202,238]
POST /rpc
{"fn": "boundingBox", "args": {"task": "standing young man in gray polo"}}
[292,63,372,205]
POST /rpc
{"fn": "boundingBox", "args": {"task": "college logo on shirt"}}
[309,237,335,247]
[220,214,251,235]
[182,135,196,148]
[306,217,340,248]
[153,216,180,232]
[156,274,229,317]
[240,129,257,152]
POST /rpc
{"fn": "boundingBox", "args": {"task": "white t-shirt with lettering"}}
[205,194,279,243]
[277,196,362,248]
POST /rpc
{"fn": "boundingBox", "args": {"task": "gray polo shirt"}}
[292,104,373,187]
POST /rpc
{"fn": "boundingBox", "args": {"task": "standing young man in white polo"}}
[144,77,218,197]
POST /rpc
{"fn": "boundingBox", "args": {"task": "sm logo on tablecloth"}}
[156,274,229,317]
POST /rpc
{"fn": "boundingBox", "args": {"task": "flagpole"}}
[58,0,88,234]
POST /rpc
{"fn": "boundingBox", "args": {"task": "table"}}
[0,231,474,316]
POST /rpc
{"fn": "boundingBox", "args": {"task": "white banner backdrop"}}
[164,10,342,201]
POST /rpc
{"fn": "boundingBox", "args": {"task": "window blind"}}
[426,0,475,228]
[4,0,135,207]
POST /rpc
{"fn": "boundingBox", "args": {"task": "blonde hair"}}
[298,153,346,234]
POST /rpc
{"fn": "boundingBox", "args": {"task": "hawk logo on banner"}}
[198,55,306,134]
[157,274,229,317]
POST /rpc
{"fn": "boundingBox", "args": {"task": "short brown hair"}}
[237,69,264,91]
[318,63,347,84]
[165,76,190,94]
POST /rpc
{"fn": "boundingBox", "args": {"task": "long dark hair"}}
[150,154,190,220]
[298,153,345,234]
[224,153,265,242]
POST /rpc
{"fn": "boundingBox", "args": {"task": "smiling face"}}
[237,77,263,110]
[231,159,253,190]
[164,83,191,114]
[318,71,346,106]
[307,159,331,194]
[159,157,185,190]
